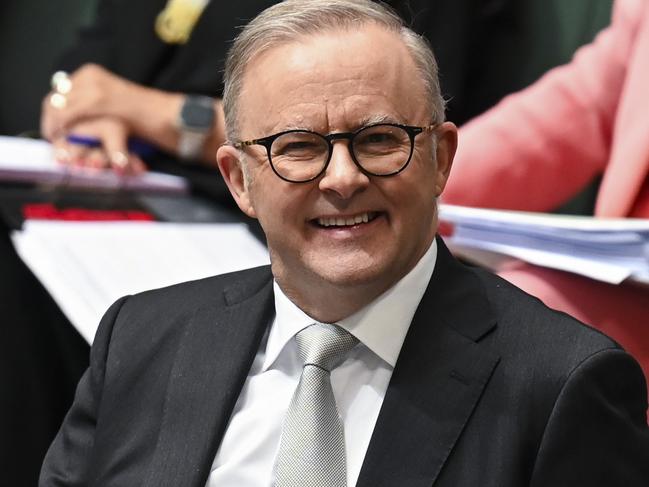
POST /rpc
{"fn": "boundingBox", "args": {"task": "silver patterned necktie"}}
[274,323,359,487]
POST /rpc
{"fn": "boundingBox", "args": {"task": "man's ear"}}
[216,145,257,218]
[433,121,458,197]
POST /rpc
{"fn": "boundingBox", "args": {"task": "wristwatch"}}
[176,95,215,160]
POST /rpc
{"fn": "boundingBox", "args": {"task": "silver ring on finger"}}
[49,92,67,109]
[51,71,72,94]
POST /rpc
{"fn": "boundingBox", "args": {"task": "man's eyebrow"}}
[282,123,310,131]
[265,123,314,133]
[358,114,400,126]
[274,115,401,134]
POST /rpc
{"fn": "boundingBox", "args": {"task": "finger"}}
[47,88,94,133]
[99,125,135,174]
[52,139,94,168]
[52,139,72,165]
[50,95,75,131]
[41,94,54,139]
[43,93,89,139]
[62,74,108,123]
[84,148,111,169]
[55,138,112,170]
[127,154,148,175]
[109,150,129,172]
[66,142,93,168]
[42,92,65,140]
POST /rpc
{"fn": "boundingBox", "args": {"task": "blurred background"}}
[0,0,613,136]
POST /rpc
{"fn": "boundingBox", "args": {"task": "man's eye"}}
[356,131,402,152]
[363,133,395,144]
[273,136,325,158]
[283,141,320,152]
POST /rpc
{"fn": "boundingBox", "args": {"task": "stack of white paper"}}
[0,135,188,193]
[11,221,270,343]
[439,204,649,285]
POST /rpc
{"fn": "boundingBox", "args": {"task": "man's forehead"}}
[237,25,428,133]
[246,24,406,70]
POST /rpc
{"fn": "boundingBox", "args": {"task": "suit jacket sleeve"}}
[444,0,641,212]
[530,348,649,486]
[39,296,129,487]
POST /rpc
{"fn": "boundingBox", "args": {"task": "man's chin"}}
[306,257,398,292]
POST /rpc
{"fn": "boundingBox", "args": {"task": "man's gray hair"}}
[222,0,446,141]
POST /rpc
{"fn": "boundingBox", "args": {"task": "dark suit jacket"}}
[39,237,649,486]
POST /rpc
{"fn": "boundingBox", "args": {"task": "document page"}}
[0,136,187,193]
[11,221,270,343]
[439,204,649,285]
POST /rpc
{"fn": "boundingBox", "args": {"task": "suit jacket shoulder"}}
[476,264,621,359]
[357,239,649,486]
[40,264,275,486]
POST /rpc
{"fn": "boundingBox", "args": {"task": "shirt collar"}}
[263,238,438,370]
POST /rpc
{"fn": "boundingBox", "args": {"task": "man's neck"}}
[277,277,388,323]
[273,238,438,323]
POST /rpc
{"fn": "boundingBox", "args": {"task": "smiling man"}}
[217,19,454,325]
[40,1,649,486]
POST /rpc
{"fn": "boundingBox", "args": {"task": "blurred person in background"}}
[39,0,534,198]
[40,0,276,202]
[445,0,649,388]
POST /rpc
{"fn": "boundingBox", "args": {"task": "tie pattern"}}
[274,323,358,487]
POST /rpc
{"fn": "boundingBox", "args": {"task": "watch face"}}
[181,96,215,130]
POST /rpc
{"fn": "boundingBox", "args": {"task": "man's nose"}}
[318,141,369,199]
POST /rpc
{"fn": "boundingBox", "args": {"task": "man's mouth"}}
[315,211,379,227]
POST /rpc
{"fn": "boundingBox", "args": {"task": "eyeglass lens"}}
[269,124,413,182]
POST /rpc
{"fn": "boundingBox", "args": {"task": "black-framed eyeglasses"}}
[232,122,438,183]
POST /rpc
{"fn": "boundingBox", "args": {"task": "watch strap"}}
[177,95,215,160]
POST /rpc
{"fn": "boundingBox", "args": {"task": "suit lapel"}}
[142,269,275,487]
[357,238,500,487]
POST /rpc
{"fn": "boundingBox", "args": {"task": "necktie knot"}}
[296,323,358,372]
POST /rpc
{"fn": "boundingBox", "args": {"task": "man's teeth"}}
[317,213,374,227]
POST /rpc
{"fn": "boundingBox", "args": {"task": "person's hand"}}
[42,64,138,141]
[41,64,226,165]
[52,117,146,174]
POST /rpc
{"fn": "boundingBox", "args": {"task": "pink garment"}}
[444,0,649,391]
[446,0,649,217]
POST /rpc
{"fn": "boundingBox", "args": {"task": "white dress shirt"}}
[206,239,437,486]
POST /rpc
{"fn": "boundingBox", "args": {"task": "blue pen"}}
[66,134,102,148]
[65,134,156,157]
